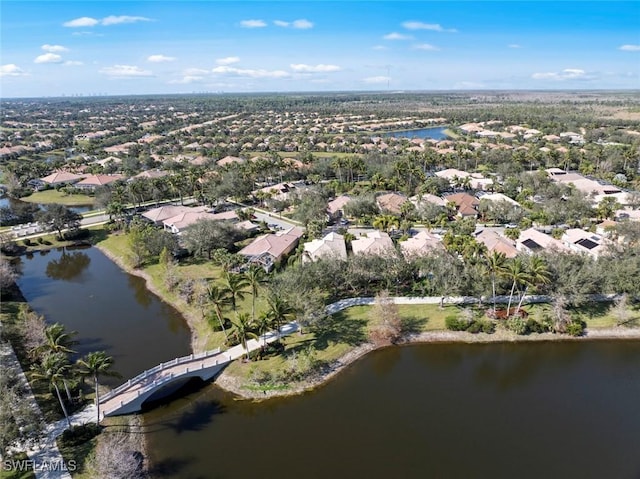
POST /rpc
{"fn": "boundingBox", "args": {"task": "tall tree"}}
[505,257,529,316]
[224,271,249,312]
[206,283,231,339]
[35,204,82,240]
[244,265,268,321]
[77,351,120,424]
[485,250,507,312]
[31,353,72,427]
[231,313,257,360]
[516,256,552,311]
[266,294,296,340]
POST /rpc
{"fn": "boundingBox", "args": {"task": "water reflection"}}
[45,249,91,281]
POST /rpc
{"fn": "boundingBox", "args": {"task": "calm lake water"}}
[12,247,640,478]
[144,341,640,479]
[13,246,191,385]
[0,196,92,215]
[383,126,449,140]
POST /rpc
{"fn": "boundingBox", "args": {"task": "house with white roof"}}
[516,228,570,254]
[351,231,395,256]
[561,228,609,258]
[399,231,443,258]
[303,232,347,262]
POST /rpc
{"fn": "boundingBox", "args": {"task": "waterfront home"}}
[351,231,395,256]
[75,174,125,191]
[303,232,348,262]
[142,205,209,226]
[162,210,239,234]
[239,227,304,271]
[40,171,84,187]
[516,228,570,254]
[399,231,443,258]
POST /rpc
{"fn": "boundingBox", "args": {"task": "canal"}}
[382,126,450,140]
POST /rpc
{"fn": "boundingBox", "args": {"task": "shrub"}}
[525,319,545,334]
[505,317,528,335]
[466,321,483,334]
[445,315,468,331]
[566,319,586,337]
[59,423,101,448]
[481,320,496,334]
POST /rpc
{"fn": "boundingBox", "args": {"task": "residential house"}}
[216,155,245,167]
[399,231,443,258]
[516,228,570,254]
[162,210,240,234]
[327,195,351,220]
[376,193,408,215]
[561,228,609,258]
[142,205,208,226]
[351,231,395,256]
[40,171,84,187]
[303,232,347,262]
[238,227,304,271]
[443,193,479,218]
[74,174,125,191]
[410,193,447,208]
[253,182,296,202]
[475,229,518,258]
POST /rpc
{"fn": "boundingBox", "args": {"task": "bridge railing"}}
[100,347,221,403]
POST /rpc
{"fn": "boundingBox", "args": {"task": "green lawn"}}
[20,190,95,206]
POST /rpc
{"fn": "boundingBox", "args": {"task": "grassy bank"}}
[20,190,95,206]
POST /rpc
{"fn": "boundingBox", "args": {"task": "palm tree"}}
[267,294,296,340]
[223,272,249,312]
[516,256,552,311]
[207,284,231,339]
[484,251,507,312]
[372,214,399,233]
[77,351,120,424]
[32,353,72,427]
[256,310,274,349]
[35,323,78,401]
[505,257,529,316]
[244,266,268,320]
[231,313,258,360]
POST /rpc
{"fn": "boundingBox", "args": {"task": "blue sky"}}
[1,1,639,97]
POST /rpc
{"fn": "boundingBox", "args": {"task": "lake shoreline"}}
[93,242,207,352]
[215,326,640,401]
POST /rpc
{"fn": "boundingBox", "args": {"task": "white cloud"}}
[42,44,69,53]
[147,54,176,63]
[101,15,152,26]
[63,17,99,27]
[184,68,210,75]
[63,15,151,27]
[292,19,313,29]
[531,68,594,81]
[290,64,341,73]
[211,65,290,79]
[413,43,439,51]
[100,64,153,78]
[619,44,640,52]
[64,60,84,66]
[240,19,267,28]
[402,21,456,32]
[274,20,289,27]
[34,53,63,64]
[363,76,390,84]
[372,45,388,51]
[0,64,28,77]
[169,75,204,84]
[216,56,240,65]
[508,44,522,49]
[383,32,412,41]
